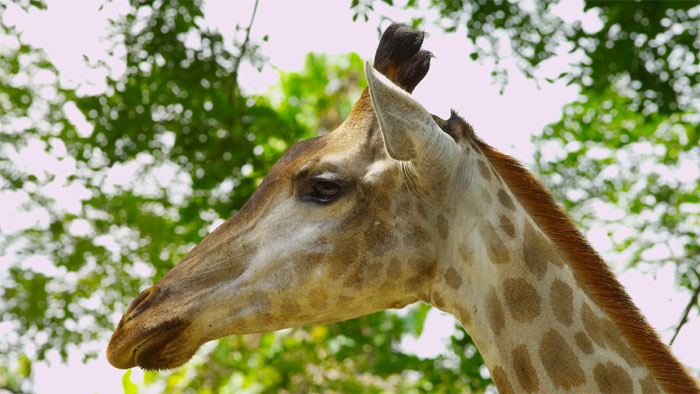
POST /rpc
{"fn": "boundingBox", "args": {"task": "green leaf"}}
[17,355,31,378]
[122,370,138,394]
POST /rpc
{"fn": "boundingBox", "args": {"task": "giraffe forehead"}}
[287,128,388,180]
[362,157,398,183]
[268,104,379,179]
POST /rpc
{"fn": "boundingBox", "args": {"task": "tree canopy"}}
[1,0,698,392]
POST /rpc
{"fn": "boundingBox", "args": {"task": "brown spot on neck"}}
[491,366,515,394]
[478,159,492,181]
[574,331,594,354]
[512,345,540,393]
[480,222,510,265]
[486,289,506,336]
[503,278,541,323]
[582,303,606,348]
[444,267,462,289]
[538,329,586,390]
[475,139,700,392]
[497,189,515,210]
[593,361,634,394]
[522,221,554,280]
[499,215,515,238]
[550,279,574,326]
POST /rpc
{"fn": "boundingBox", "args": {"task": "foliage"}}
[141,306,487,393]
[1,0,699,392]
[361,0,700,351]
[0,354,31,394]
[356,0,700,113]
[1,0,485,392]
[274,51,367,134]
[533,85,700,323]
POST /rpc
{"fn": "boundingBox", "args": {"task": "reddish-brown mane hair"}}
[370,23,698,391]
[474,138,700,394]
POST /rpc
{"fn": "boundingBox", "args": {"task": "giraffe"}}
[107,24,699,393]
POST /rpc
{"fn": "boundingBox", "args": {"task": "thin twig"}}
[228,0,260,134]
[232,0,260,82]
[669,268,700,345]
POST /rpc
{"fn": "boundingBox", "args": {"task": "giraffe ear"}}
[364,61,459,176]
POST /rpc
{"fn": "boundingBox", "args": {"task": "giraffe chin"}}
[133,330,200,371]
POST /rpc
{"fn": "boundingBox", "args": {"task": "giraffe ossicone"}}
[107,23,699,393]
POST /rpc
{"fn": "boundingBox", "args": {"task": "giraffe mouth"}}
[107,317,195,370]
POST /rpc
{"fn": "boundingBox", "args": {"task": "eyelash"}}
[301,178,343,204]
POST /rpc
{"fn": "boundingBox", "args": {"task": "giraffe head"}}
[107,24,477,370]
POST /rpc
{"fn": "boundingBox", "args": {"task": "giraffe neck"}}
[429,151,663,393]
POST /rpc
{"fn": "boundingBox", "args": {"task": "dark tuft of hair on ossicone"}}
[373,23,432,93]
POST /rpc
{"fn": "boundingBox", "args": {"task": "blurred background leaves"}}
[1,0,698,392]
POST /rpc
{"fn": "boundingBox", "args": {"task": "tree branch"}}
[232,0,260,84]
[228,0,260,135]
[669,268,700,346]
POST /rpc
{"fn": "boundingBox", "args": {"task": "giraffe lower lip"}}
[107,329,157,369]
[107,341,138,369]
[132,321,194,370]
[108,317,186,369]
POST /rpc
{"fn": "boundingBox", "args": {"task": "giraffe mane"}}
[473,137,700,393]
[368,27,698,390]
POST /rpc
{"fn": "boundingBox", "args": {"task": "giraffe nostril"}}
[123,285,161,322]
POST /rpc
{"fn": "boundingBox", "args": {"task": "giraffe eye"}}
[308,180,341,203]
[297,172,345,204]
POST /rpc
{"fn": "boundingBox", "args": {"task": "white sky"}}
[1,0,698,393]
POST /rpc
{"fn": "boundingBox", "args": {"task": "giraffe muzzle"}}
[122,285,161,324]
[107,284,199,369]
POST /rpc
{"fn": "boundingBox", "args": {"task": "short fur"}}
[376,36,698,392]
[373,27,698,389]
[108,23,700,392]
[432,110,474,143]
[458,132,700,393]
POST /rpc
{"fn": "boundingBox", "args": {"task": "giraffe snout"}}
[122,285,161,325]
